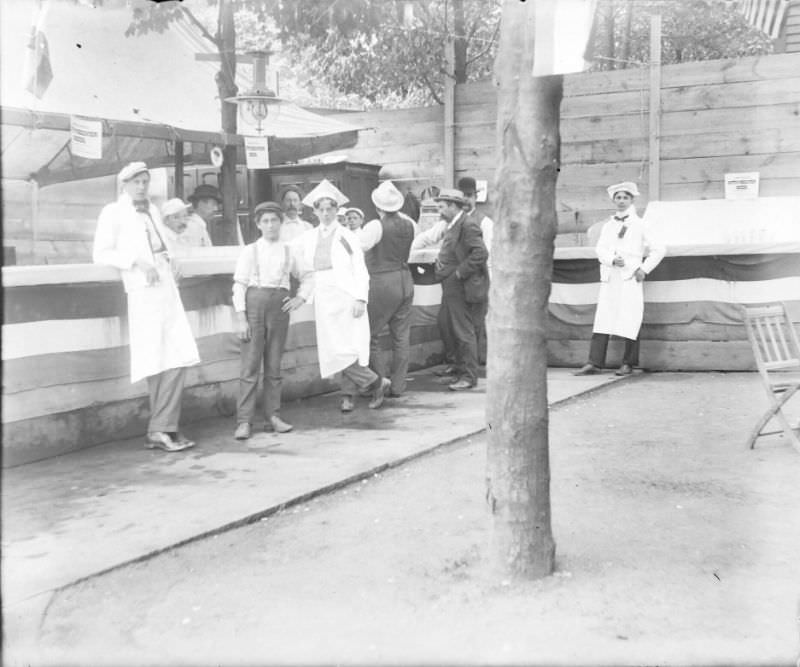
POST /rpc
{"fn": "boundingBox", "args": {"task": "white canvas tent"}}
[0,0,361,185]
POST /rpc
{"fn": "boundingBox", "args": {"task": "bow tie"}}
[133,200,150,213]
[614,214,628,222]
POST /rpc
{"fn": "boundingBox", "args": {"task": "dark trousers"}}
[147,367,187,433]
[368,269,414,395]
[588,333,640,368]
[340,360,380,397]
[237,287,290,423]
[441,274,483,385]
[475,299,488,365]
[438,302,457,365]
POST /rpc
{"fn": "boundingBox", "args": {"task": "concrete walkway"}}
[2,368,621,615]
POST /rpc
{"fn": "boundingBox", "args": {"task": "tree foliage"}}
[267,0,502,106]
[591,0,773,70]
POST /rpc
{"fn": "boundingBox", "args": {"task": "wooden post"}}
[31,180,39,264]
[648,13,662,201]
[443,38,456,188]
[174,140,184,199]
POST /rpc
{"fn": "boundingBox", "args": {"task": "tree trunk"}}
[452,0,468,83]
[486,0,562,580]
[605,0,616,69]
[215,0,239,246]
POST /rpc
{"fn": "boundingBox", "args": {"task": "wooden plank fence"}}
[321,52,800,246]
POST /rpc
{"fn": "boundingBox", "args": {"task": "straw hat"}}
[434,188,466,206]
[371,181,404,212]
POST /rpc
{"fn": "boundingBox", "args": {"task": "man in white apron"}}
[93,162,200,452]
[297,179,391,412]
[575,181,665,376]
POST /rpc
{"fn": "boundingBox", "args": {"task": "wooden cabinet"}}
[255,160,382,220]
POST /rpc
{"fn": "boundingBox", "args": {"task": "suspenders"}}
[250,242,290,288]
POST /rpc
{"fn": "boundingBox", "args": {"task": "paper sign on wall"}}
[244,136,270,169]
[724,172,759,200]
[475,180,488,203]
[70,116,102,159]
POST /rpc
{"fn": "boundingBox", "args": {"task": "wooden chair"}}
[742,303,800,454]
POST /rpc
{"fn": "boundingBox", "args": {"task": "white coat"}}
[93,193,200,383]
[297,223,370,378]
[593,206,665,340]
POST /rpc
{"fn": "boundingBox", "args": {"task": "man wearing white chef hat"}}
[575,181,665,377]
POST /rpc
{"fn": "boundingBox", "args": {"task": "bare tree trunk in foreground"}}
[486,0,563,580]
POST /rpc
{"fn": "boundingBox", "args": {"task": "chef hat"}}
[606,181,640,199]
[302,178,349,208]
[118,161,149,182]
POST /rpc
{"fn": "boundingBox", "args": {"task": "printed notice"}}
[70,116,102,159]
[724,172,759,200]
[244,136,270,169]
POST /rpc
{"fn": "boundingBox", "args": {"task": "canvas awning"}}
[0,0,361,185]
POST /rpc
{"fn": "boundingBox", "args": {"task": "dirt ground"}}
[17,372,800,666]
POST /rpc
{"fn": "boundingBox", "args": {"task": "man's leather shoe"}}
[234,422,251,440]
[340,396,355,412]
[368,378,392,409]
[269,416,293,433]
[573,363,600,376]
[615,364,633,376]
[172,431,196,449]
[448,378,475,391]
[145,431,190,452]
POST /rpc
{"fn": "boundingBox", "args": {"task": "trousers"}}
[441,274,483,385]
[237,287,290,423]
[588,333,640,368]
[368,269,414,395]
[340,360,380,397]
[147,367,187,432]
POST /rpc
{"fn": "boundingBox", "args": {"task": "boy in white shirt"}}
[232,202,312,438]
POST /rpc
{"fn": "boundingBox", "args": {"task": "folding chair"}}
[742,303,800,454]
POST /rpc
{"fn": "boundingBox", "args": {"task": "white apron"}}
[313,268,370,378]
[593,271,644,339]
[127,252,200,383]
[592,206,664,341]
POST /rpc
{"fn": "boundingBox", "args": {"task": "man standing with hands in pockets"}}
[233,202,312,439]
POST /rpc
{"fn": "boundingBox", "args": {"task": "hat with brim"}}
[606,181,640,199]
[161,198,191,218]
[344,207,364,219]
[118,161,149,182]
[371,181,404,212]
[302,178,349,208]
[254,201,284,219]
[434,187,467,206]
[457,176,477,196]
[189,184,223,203]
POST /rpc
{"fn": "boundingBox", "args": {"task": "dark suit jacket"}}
[434,211,488,282]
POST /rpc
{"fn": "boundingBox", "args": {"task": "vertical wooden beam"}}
[443,38,456,188]
[648,14,662,201]
[31,180,40,264]
[174,140,184,199]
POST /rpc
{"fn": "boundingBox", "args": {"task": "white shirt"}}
[280,216,313,244]
[232,237,312,312]
[183,213,213,247]
[410,211,464,250]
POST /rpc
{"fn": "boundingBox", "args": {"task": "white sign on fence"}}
[244,136,270,169]
[724,172,760,200]
[69,116,102,159]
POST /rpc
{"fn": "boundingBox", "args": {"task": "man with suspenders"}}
[233,202,312,439]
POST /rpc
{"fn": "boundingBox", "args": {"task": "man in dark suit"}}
[411,188,488,390]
